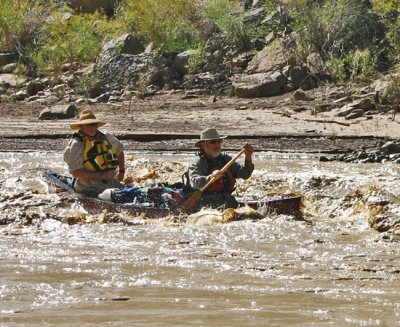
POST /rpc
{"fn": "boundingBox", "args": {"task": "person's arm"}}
[231,144,254,180]
[116,151,125,182]
[105,133,125,182]
[188,158,212,190]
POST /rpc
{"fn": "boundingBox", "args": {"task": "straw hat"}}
[69,109,106,130]
[195,128,227,147]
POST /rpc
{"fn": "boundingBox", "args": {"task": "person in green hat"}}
[184,127,254,209]
[63,108,126,196]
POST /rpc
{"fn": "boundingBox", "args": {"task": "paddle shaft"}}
[179,147,246,213]
[199,147,246,192]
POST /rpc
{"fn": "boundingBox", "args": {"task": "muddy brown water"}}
[1,151,400,326]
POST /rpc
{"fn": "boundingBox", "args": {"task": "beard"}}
[206,148,221,158]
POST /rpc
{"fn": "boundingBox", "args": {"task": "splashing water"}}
[1,151,400,326]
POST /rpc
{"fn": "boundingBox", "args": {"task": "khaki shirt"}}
[63,132,124,195]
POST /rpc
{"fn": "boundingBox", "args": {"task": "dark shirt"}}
[188,152,254,191]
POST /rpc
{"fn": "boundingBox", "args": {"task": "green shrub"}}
[371,0,400,64]
[188,44,207,73]
[201,0,250,50]
[327,49,379,85]
[0,0,52,53]
[380,73,400,105]
[287,0,385,60]
[29,9,116,74]
[115,0,200,53]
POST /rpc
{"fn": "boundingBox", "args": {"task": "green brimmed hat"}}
[70,109,106,130]
[195,128,227,147]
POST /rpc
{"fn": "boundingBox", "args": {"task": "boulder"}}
[345,109,364,119]
[26,80,46,96]
[97,34,145,69]
[98,53,168,90]
[244,6,266,25]
[38,104,77,120]
[94,93,110,103]
[292,89,310,101]
[337,98,375,117]
[288,65,316,90]
[88,81,107,98]
[14,90,29,101]
[380,141,400,154]
[0,53,17,67]
[0,74,27,88]
[247,40,294,73]
[306,52,331,79]
[233,71,285,98]
[172,50,196,76]
[2,63,16,74]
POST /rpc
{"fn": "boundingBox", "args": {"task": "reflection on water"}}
[1,151,400,326]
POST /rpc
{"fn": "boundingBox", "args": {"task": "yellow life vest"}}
[74,131,119,172]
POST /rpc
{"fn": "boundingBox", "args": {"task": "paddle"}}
[179,147,246,213]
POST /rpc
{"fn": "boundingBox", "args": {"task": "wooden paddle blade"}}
[179,191,202,213]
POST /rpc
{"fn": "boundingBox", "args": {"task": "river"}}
[1,151,400,326]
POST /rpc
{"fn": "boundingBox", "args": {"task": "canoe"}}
[44,172,302,218]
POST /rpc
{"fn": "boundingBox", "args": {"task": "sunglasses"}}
[85,123,98,127]
[208,139,222,144]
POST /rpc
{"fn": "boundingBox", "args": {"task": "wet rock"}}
[368,204,400,233]
[223,205,263,221]
[63,212,88,225]
[38,104,77,120]
[186,206,262,226]
[98,211,125,223]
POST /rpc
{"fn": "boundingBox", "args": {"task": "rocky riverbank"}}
[1,87,400,155]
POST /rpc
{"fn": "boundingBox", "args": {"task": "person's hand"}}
[116,171,125,182]
[210,169,224,181]
[244,143,254,160]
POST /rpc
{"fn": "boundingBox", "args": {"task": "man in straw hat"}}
[184,127,254,209]
[63,109,126,195]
